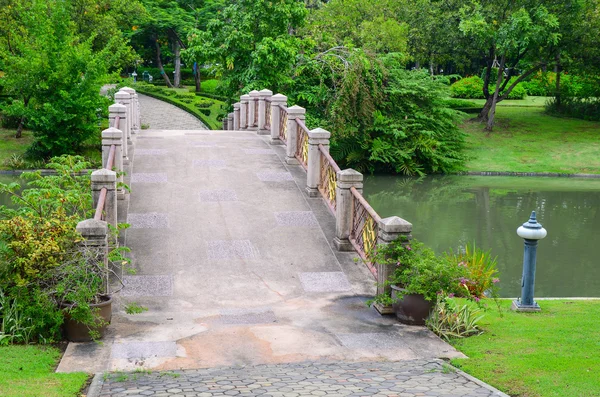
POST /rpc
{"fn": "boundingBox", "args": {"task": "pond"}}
[363,175,600,298]
[0,174,20,208]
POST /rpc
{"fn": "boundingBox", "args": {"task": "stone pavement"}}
[93,360,506,397]
[138,94,208,130]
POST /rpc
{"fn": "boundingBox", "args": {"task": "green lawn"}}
[461,106,600,174]
[0,128,33,169]
[0,345,88,397]
[455,96,553,107]
[451,300,600,397]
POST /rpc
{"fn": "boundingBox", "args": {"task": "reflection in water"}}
[0,175,21,208]
[364,175,600,298]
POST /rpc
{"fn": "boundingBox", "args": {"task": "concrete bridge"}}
[58,89,507,397]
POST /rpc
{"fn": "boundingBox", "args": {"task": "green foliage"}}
[124,302,148,315]
[372,238,500,304]
[0,0,115,159]
[546,97,600,122]
[450,76,526,100]
[426,296,484,341]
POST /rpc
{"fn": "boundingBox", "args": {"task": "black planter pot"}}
[62,295,112,342]
[390,285,433,326]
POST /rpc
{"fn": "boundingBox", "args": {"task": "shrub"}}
[450,76,526,100]
[546,97,600,121]
[426,296,484,341]
[199,108,211,116]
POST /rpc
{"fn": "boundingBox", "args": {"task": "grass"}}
[0,128,34,169]
[461,106,600,174]
[451,300,600,397]
[454,96,553,107]
[0,345,88,397]
[133,83,226,130]
[200,79,219,94]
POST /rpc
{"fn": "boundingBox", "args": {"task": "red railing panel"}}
[279,105,288,143]
[317,144,340,215]
[295,119,309,169]
[349,186,381,278]
[264,99,271,130]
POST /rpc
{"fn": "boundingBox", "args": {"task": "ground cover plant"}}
[461,106,600,174]
[0,345,88,397]
[451,299,600,397]
[0,129,34,170]
[133,83,225,130]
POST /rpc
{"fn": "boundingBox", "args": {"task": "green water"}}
[363,175,600,298]
[0,175,20,208]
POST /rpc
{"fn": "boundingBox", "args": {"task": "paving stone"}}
[275,211,319,227]
[193,159,227,168]
[256,171,294,182]
[135,149,168,156]
[121,275,173,297]
[298,272,352,292]
[243,149,276,155]
[216,310,277,325]
[127,213,169,229]
[111,341,177,359]
[207,240,259,260]
[199,190,238,202]
[131,173,168,183]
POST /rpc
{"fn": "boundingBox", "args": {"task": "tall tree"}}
[459,1,561,131]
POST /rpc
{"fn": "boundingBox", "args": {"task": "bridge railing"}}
[75,87,140,294]
[230,89,412,312]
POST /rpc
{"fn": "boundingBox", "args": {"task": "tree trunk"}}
[485,56,506,132]
[15,97,29,139]
[473,100,492,122]
[154,37,174,88]
[173,41,181,88]
[194,62,201,93]
[555,53,561,107]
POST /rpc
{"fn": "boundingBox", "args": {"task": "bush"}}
[450,76,527,100]
[198,108,211,116]
[0,156,92,343]
[546,97,600,121]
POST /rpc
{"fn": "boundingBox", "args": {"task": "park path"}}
[58,97,507,397]
[138,93,209,130]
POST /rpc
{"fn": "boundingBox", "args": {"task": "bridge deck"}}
[58,123,462,373]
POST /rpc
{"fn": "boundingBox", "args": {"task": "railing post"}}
[258,89,273,135]
[109,103,128,165]
[285,105,305,165]
[223,118,228,130]
[248,90,260,130]
[306,128,330,197]
[228,113,234,130]
[233,102,241,130]
[374,217,413,315]
[115,90,132,146]
[334,169,363,251]
[92,169,118,230]
[269,94,287,145]
[102,127,124,199]
[240,95,250,130]
[121,87,138,135]
[76,219,109,291]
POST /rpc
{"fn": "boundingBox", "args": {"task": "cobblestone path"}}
[96,360,505,397]
[138,93,208,130]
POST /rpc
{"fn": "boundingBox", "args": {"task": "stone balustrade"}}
[76,87,140,293]
[230,89,413,314]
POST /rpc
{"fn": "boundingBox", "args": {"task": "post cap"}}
[309,127,331,139]
[337,168,363,183]
[249,90,260,97]
[121,87,135,94]
[92,168,117,182]
[115,91,131,100]
[240,95,251,101]
[109,103,127,113]
[286,105,306,115]
[233,102,241,109]
[271,93,288,102]
[102,127,123,140]
[76,219,108,238]
[259,89,273,97]
[378,216,412,233]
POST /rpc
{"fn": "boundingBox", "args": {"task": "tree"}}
[0,0,113,156]
[185,0,308,96]
[459,1,561,131]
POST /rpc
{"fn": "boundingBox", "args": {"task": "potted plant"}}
[371,239,499,325]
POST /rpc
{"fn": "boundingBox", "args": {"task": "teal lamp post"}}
[512,211,547,312]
